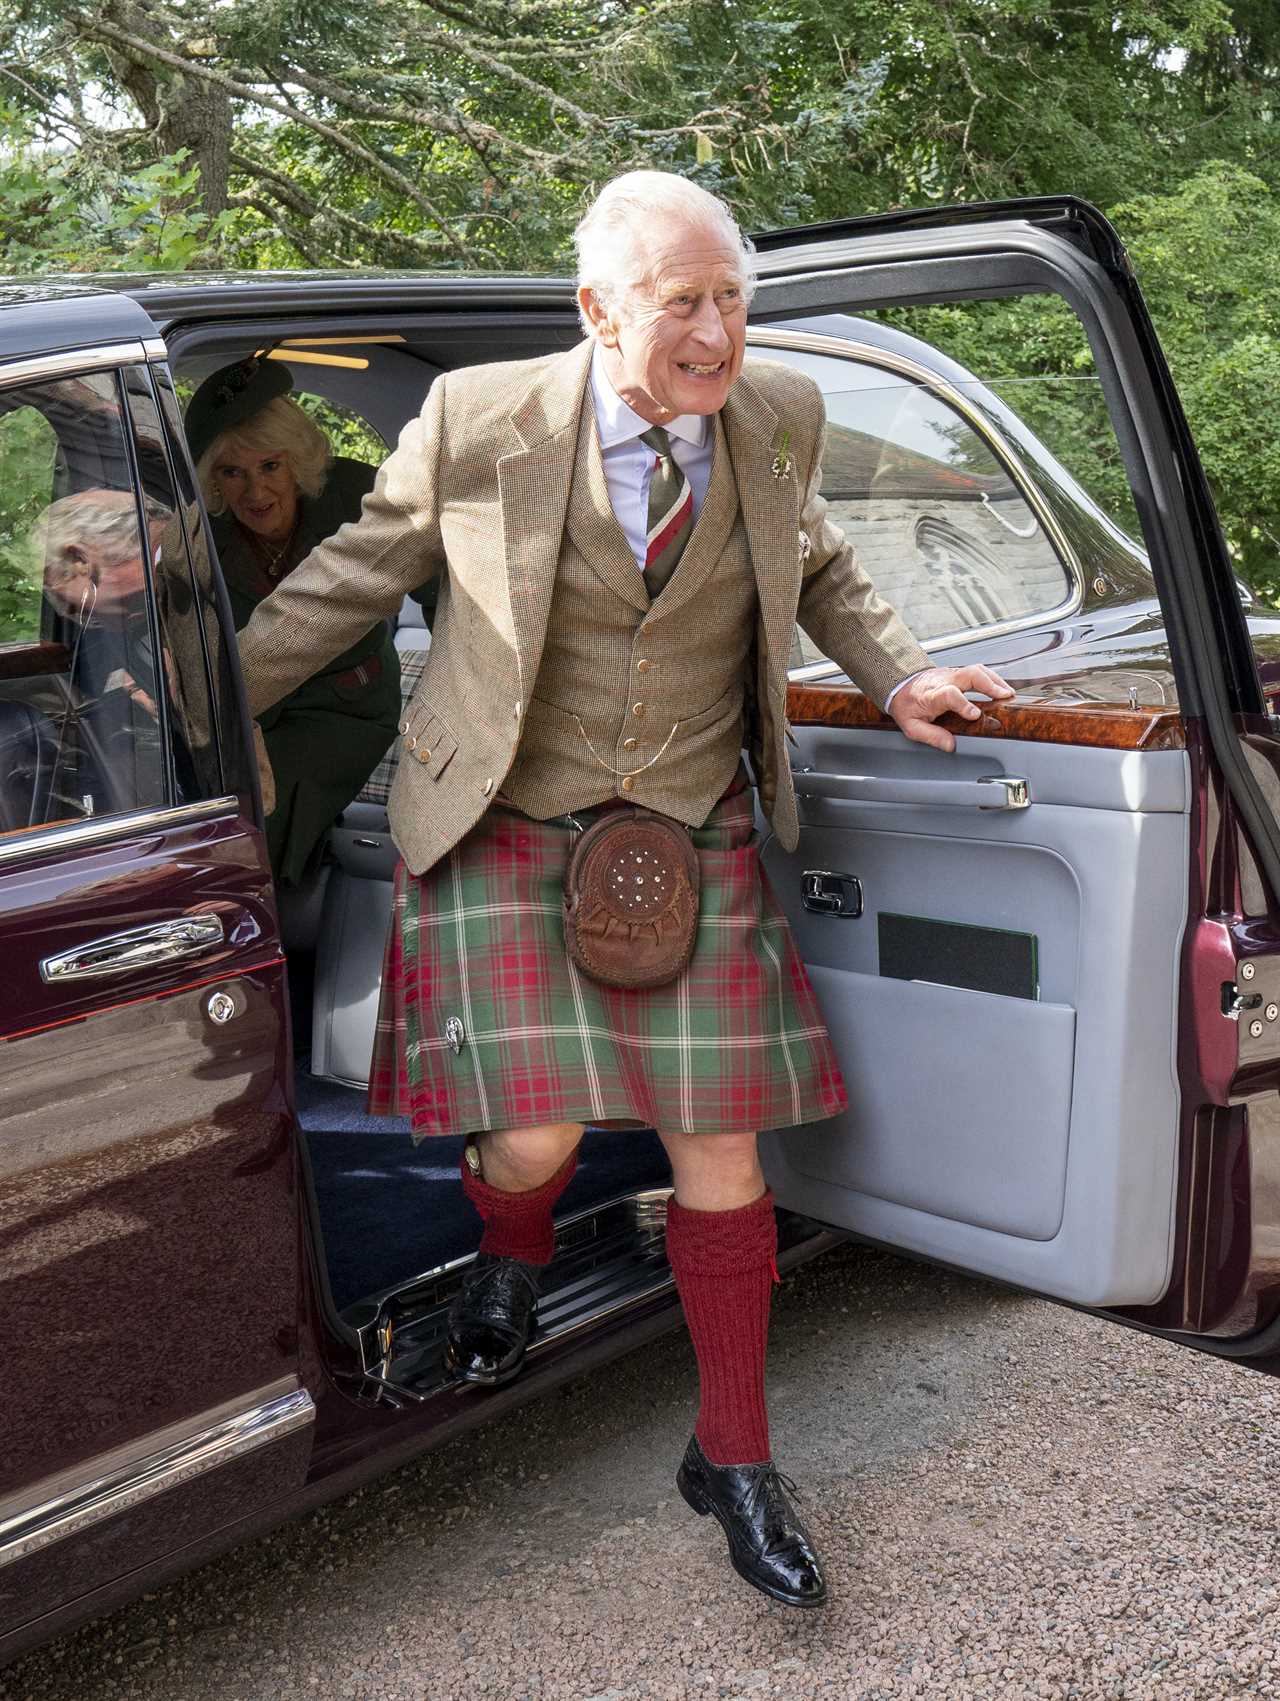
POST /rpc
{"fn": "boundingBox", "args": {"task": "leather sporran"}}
[563,808,700,990]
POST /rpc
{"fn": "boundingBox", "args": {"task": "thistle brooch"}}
[771,428,792,481]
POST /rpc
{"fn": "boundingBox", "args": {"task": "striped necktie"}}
[639,425,693,600]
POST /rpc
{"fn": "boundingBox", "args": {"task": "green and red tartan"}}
[367,771,848,1137]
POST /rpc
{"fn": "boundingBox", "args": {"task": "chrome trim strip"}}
[788,658,845,684]
[0,342,150,390]
[142,336,169,362]
[0,795,239,868]
[745,327,1086,683]
[0,1380,314,1569]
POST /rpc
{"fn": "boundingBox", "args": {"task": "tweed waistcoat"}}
[497,397,756,824]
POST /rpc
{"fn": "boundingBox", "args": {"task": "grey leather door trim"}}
[761,726,1189,1308]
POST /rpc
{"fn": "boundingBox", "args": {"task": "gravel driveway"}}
[4,1240,1280,1701]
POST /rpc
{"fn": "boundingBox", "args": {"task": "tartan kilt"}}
[367,771,848,1137]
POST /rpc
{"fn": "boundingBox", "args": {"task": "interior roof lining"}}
[165,311,585,378]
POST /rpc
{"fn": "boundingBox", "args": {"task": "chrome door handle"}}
[975,775,1030,810]
[40,914,226,984]
[802,870,864,917]
[792,769,1031,811]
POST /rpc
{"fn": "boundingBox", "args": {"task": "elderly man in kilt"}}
[238,169,1012,1609]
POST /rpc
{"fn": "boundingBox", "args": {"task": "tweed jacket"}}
[236,337,931,876]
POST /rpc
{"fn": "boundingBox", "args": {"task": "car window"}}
[759,346,1076,672]
[122,364,224,803]
[293,392,388,465]
[0,367,169,835]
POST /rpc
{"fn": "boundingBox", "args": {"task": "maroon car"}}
[4,197,1280,1663]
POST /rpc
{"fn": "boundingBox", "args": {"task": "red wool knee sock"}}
[459,1143,579,1266]
[664,1189,780,1467]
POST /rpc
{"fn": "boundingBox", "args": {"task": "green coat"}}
[217,457,403,885]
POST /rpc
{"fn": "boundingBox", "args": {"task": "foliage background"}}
[0,0,1277,590]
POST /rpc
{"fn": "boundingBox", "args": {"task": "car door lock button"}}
[206,989,239,1024]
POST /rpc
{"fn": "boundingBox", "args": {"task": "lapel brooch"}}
[771,428,792,482]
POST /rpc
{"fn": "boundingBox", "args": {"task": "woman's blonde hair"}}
[196,394,332,515]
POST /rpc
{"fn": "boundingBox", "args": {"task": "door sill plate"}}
[343,1188,832,1403]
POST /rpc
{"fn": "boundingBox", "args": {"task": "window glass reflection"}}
[0,370,167,833]
[817,377,1071,645]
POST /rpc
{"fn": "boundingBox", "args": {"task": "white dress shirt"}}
[587,342,919,709]
[590,345,714,569]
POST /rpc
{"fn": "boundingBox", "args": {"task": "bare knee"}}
[658,1128,763,1210]
[475,1122,584,1191]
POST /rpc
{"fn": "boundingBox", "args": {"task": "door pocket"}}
[796,967,1076,1241]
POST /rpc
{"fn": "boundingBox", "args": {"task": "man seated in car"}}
[38,485,170,708]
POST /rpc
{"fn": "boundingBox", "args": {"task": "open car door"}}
[749,198,1280,1365]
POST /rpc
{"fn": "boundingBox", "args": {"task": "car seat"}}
[0,698,59,835]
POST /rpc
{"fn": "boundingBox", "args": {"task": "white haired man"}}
[39,487,173,718]
[237,169,1012,1608]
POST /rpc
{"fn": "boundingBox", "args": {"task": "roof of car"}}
[0,270,582,348]
[0,281,159,366]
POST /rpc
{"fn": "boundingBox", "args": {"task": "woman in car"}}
[186,356,402,885]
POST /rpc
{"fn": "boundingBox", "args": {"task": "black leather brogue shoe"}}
[676,1434,828,1608]
[443,1252,542,1386]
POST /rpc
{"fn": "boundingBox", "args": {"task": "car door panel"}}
[760,722,1189,1306]
[0,827,307,1639]
[0,324,308,1645]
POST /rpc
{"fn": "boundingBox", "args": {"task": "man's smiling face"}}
[582,218,750,424]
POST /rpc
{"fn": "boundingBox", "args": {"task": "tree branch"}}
[227,146,475,263]
[76,14,488,252]
[227,192,333,267]
[272,59,585,169]
[391,28,605,130]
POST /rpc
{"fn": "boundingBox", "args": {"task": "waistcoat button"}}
[632,703,645,717]
[623,737,638,751]
[636,658,654,673]
[620,776,635,793]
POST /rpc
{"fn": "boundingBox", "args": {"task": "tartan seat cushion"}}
[357,645,428,807]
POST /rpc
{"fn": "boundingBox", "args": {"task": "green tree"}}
[871,162,1280,595]
[0,0,1258,272]
[0,105,226,272]
[1116,162,1280,595]
[0,402,57,645]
